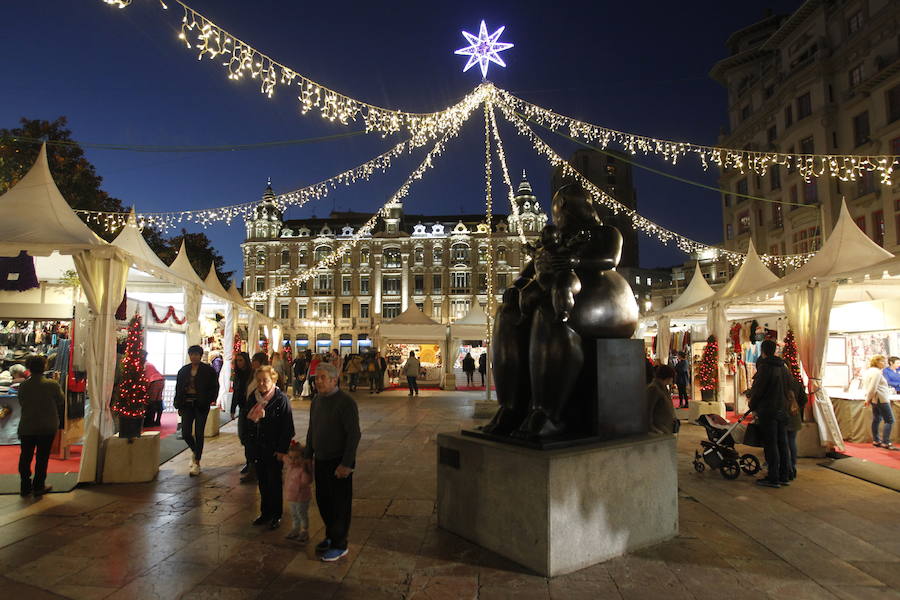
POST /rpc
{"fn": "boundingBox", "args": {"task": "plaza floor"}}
[0,389,898,600]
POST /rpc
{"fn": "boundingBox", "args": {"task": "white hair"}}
[317,363,338,380]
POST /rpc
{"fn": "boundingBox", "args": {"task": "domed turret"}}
[246,179,283,240]
[508,170,547,234]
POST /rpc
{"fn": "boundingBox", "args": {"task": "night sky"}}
[2,0,803,280]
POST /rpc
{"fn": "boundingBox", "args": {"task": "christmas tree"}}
[698,335,719,396]
[115,314,149,418]
[783,330,802,382]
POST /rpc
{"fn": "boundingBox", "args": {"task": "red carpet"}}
[841,442,900,470]
[143,411,180,439]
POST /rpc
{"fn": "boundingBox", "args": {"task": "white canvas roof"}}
[657,262,715,316]
[450,303,489,340]
[377,305,446,341]
[168,241,212,293]
[0,144,105,256]
[203,265,231,303]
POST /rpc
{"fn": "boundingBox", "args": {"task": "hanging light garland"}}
[486,103,527,246]
[247,114,469,302]
[73,135,418,233]
[483,102,495,344]
[496,89,898,185]
[100,0,491,145]
[494,95,814,269]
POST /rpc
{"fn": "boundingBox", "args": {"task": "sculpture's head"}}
[551,183,600,232]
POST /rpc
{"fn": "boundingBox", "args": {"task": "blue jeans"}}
[407,376,419,394]
[871,402,894,444]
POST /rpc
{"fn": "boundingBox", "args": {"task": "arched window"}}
[281,250,290,267]
[414,247,424,264]
[451,243,470,264]
[298,249,308,265]
[360,248,370,265]
[478,246,488,263]
[497,247,508,263]
[256,251,266,267]
[314,245,332,263]
[384,247,401,268]
[342,251,352,265]
[432,246,443,265]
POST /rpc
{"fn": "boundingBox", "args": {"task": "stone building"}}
[713,0,900,267]
[241,175,547,353]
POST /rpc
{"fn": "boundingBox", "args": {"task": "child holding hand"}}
[283,441,313,541]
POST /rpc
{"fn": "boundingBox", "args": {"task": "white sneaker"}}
[189,458,201,476]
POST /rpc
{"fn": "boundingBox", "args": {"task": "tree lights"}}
[114,314,149,419]
[697,335,719,399]
[783,330,801,383]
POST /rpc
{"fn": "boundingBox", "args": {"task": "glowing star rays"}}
[455,20,513,79]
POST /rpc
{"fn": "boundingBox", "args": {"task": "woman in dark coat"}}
[229,352,253,477]
[245,365,295,530]
[478,353,487,386]
[462,352,476,386]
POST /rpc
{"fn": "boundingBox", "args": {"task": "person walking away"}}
[346,354,362,392]
[647,364,677,435]
[143,352,166,427]
[785,369,807,480]
[374,351,387,393]
[462,352,475,387]
[229,352,254,478]
[366,354,378,393]
[403,351,421,396]
[308,353,321,397]
[174,345,220,476]
[246,366,295,529]
[864,355,897,450]
[17,355,64,496]
[882,356,900,393]
[330,349,344,387]
[674,351,690,408]
[292,351,309,399]
[478,352,487,386]
[283,441,313,541]
[304,362,360,562]
[748,340,792,487]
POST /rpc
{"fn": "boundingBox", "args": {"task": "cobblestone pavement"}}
[1,389,898,599]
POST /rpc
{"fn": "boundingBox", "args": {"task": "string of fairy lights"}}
[492,96,816,269]
[495,89,899,186]
[99,0,898,185]
[246,115,468,302]
[487,102,528,246]
[483,103,496,343]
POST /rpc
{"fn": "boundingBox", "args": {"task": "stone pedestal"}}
[797,421,827,457]
[473,400,497,419]
[437,431,678,576]
[102,431,160,483]
[689,400,725,421]
[204,408,221,438]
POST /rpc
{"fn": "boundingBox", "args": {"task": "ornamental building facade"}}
[713,0,900,268]
[241,175,547,353]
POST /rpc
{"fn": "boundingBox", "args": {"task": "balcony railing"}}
[450,287,471,295]
[313,289,334,296]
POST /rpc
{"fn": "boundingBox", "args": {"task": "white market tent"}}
[0,145,130,483]
[650,262,715,365]
[376,305,446,342]
[449,302,489,341]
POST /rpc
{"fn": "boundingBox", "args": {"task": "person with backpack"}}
[747,339,791,488]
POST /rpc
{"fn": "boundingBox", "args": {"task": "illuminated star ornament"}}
[455,20,514,79]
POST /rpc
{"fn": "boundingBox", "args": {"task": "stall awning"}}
[377,305,447,341]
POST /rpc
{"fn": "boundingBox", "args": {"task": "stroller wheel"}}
[719,459,740,480]
[693,460,705,473]
[739,454,761,475]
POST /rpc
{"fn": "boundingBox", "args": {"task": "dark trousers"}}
[676,382,688,407]
[144,380,165,426]
[787,429,798,478]
[315,457,353,550]
[181,404,210,461]
[19,434,54,489]
[237,412,251,464]
[759,416,790,483]
[255,454,283,518]
[407,376,419,395]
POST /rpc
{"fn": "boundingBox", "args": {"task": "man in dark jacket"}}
[292,352,309,399]
[174,345,219,477]
[674,351,690,408]
[304,362,361,562]
[748,339,791,488]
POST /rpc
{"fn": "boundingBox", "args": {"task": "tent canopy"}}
[657,262,715,316]
[450,303,489,341]
[377,305,446,342]
[203,265,231,304]
[0,144,105,256]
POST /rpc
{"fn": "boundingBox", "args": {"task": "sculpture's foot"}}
[481,406,524,436]
[511,408,566,441]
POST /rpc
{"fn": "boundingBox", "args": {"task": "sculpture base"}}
[437,431,678,576]
[102,431,160,483]
[462,428,606,451]
[689,400,725,421]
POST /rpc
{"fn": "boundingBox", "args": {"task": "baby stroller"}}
[692,409,762,480]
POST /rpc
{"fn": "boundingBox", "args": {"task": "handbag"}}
[301,379,312,397]
[742,422,764,447]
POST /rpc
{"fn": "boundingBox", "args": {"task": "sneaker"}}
[252,515,270,526]
[33,485,53,496]
[873,441,884,448]
[756,479,781,488]
[778,480,791,486]
[315,538,332,552]
[269,518,281,530]
[884,443,899,451]
[321,548,349,562]
[189,459,201,477]
[20,479,32,497]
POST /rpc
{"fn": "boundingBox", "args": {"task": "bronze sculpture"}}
[484,183,639,442]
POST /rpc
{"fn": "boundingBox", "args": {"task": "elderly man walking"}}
[304,362,361,562]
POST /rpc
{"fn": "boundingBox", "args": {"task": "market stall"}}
[447,303,489,389]
[375,305,446,388]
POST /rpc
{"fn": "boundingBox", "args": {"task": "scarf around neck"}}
[248,387,276,423]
